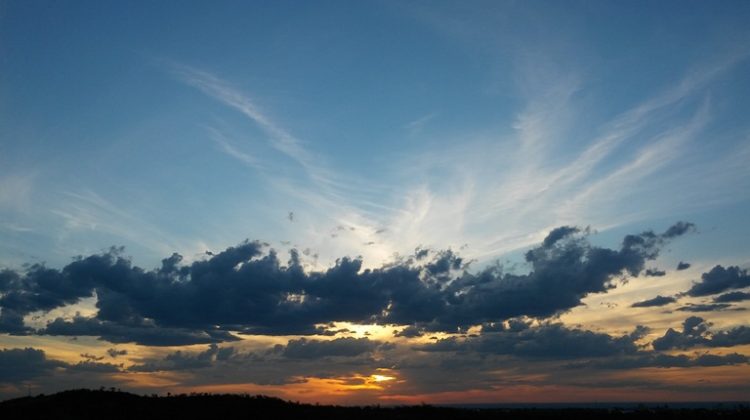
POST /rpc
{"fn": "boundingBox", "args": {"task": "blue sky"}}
[1,0,750,403]
[2,0,750,270]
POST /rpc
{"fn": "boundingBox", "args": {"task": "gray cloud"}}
[394,325,424,338]
[0,223,695,343]
[676,303,735,312]
[677,261,691,271]
[43,316,238,346]
[652,316,750,350]
[276,337,383,359]
[129,343,235,372]
[685,265,750,297]
[644,268,666,277]
[0,347,64,383]
[568,352,749,370]
[714,291,750,303]
[415,323,647,359]
[631,295,676,308]
[662,221,696,238]
[67,360,122,373]
[107,348,127,358]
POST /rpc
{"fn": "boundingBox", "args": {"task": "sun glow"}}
[370,374,395,383]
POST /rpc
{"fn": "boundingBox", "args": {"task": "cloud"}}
[1,223,693,342]
[42,316,238,347]
[129,344,235,372]
[275,337,383,360]
[415,323,646,359]
[541,226,580,247]
[631,295,676,308]
[662,221,696,238]
[0,347,64,383]
[685,265,750,297]
[394,325,424,338]
[676,303,735,312]
[714,291,750,303]
[677,261,691,271]
[408,222,693,330]
[652,316,750,350]
[67,361,122,373]
[644,268,666,277]
[80,353,104,361]
[106,348,127,358]
[568,352,749,370]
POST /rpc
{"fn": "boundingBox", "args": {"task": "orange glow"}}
[168,371,401,405]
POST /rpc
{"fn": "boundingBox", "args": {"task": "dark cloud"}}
[415,323,646,359]
[410,222,692,330]
[652,317,750,350]
[676,303,734,312]
[1,223,694,342]
[0,308,29,335]
[644,268,666,277]
[631,295,676,308]
[43,316,238,346]
[394,325,424,338]
[0,347,64,383]
[677,261,691,271]
[662,221,696,238]
[541,226,580,248]
[275,337,383,359]
[129,344,235,372]
[67,361,122,373]
[685,265,750,297]
[568,352,749,370]
[714,291,750,303]
[107,348,127,358]
[652,317,710,350]
[80,353,104,361]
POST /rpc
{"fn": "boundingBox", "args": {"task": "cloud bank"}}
[0,223,694,344]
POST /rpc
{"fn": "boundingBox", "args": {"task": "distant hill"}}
[1,389,748,420]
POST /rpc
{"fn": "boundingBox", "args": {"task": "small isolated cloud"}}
[631,295,676,308]
[106,348,127,358]
[677,261,691,270]
[644,268,666,277]
[662,221,696,238]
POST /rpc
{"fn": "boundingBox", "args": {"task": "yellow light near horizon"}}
[370,374,395,383]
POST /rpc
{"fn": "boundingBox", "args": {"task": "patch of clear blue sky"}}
[1,0,749,269]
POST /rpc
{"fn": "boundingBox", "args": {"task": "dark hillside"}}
[0,389,748,420]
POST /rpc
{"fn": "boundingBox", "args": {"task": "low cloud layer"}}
[0,223,694,344]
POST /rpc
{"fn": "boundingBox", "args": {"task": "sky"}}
[1,0,750,404]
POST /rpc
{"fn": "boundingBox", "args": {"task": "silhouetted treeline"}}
[0,389,748,420]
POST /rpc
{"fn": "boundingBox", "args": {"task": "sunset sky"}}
[2,0,750,404]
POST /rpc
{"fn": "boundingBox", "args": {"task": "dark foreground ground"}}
[1,389,748,420]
